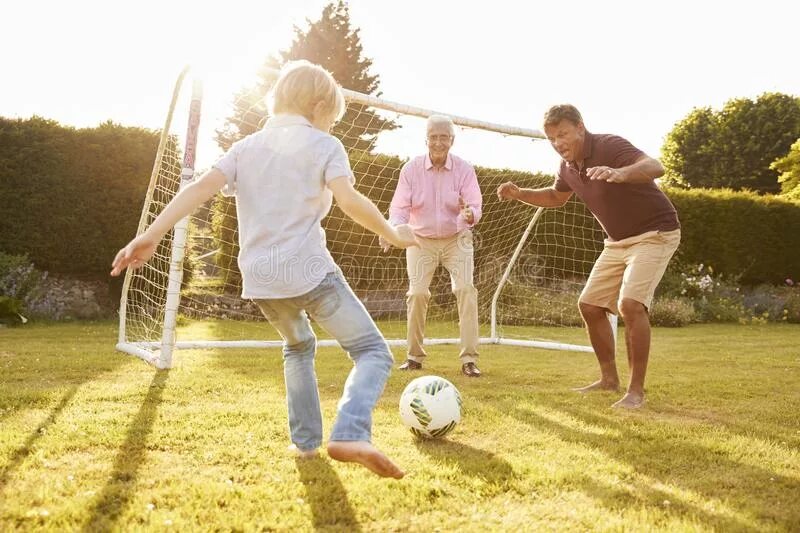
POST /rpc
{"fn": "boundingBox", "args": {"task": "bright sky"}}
[3,0,798,174]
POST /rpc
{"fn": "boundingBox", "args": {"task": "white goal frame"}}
[116,68,615,369]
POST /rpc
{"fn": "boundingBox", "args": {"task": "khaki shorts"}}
[579,229,681,314]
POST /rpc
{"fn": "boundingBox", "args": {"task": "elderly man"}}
[383,115,483,377]
[497,105,680,408]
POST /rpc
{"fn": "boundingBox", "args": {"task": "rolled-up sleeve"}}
[460,164,482,227]
[607,135,645,168]
[389,162,413,225]
[553,163,573,193]
[324,138,355,185]
[213,141,241,197]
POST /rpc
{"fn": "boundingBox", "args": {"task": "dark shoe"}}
[461,362,481,377]
[399,359,422,371]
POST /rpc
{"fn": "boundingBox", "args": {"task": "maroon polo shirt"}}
[553,132,680,241]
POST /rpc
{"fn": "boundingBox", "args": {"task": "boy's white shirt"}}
[213,113,354,299]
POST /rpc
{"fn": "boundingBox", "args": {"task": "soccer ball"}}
[399,375,462,438]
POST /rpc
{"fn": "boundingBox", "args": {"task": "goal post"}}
[117,67,613,368]
[116,68,204,368]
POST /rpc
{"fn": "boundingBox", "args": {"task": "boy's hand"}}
[497,182,520,201]
[111,235,158,276]
[386,224,419,249]
[378,235,390,252]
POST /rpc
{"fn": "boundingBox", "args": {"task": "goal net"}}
[117,68,609,368]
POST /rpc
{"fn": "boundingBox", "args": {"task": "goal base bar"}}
[116,342,166,369]
[118,337,594,367]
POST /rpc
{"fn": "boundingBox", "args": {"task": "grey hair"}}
[426,114,455,136]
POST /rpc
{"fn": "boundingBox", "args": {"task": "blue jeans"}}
[254,271,393,451]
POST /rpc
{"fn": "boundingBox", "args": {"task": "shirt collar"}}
[582,131,594,161]
[265,113,313,129]
[568,131,594,171]
[425,153,453,171]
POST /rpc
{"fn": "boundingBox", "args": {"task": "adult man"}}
[383,115,483,377]
[497,105,680,408]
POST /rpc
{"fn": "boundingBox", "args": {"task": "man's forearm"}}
[619,158,664,183]
[517,187,567,208]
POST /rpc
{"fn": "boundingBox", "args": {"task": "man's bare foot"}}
[572,379,620,393]
[611,392,645,409]
[327,441,405,479]
[288,444,319,459]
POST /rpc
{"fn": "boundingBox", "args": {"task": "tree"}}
[660,107,718,189]
[661,93,800,193]
[211,1,397,291]
[771,138,800,200]
[216,0,396,153]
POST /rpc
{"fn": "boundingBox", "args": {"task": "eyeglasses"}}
[427,134,453,143]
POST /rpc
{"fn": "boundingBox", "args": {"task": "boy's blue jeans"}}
[255,271,393,451]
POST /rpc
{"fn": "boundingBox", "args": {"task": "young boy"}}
[111,60,417,478]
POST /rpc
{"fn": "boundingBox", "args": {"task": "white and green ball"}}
[399,375,462,438]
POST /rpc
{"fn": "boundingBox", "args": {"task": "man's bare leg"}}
[574,302,620,392]
[327,441,405,479]
[612,298,650,409]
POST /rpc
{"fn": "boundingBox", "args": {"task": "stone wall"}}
[18,277,408,322]
[26,275,116,320]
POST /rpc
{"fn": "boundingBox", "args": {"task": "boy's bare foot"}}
[288,444,319,459]
[611,392,645,409]
[327,441,405,479]
[572,379,620,393]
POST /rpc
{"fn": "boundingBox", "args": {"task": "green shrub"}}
[782,289,800,323]
[0,295,26,326]
[0,252,46,324]
[742,283,800,323]
[497,279,584,327]
[649,297,696,327]
[694,295,748,323]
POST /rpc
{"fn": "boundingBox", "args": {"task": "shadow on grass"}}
[0,331,134,504]
[511,401,800,530]
[0,385,79,494]
[295,456,362,532]
[574,474,755,530]
[82,370,170,532]
[412,438,517,487]
[653,404,800,448]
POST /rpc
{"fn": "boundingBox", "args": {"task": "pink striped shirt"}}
[389,153,482,238]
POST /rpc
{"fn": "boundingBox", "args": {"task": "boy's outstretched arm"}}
[111,168,227,276]
[328,176,419,249]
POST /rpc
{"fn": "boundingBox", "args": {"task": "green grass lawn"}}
[1,322,799,532]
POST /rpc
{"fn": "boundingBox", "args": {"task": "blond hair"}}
[267,60,345,123]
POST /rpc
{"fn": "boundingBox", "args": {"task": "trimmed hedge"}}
[666,187,800,284]
[211,152,800,292]
[5,116,797,291]
[0,117,160,280]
